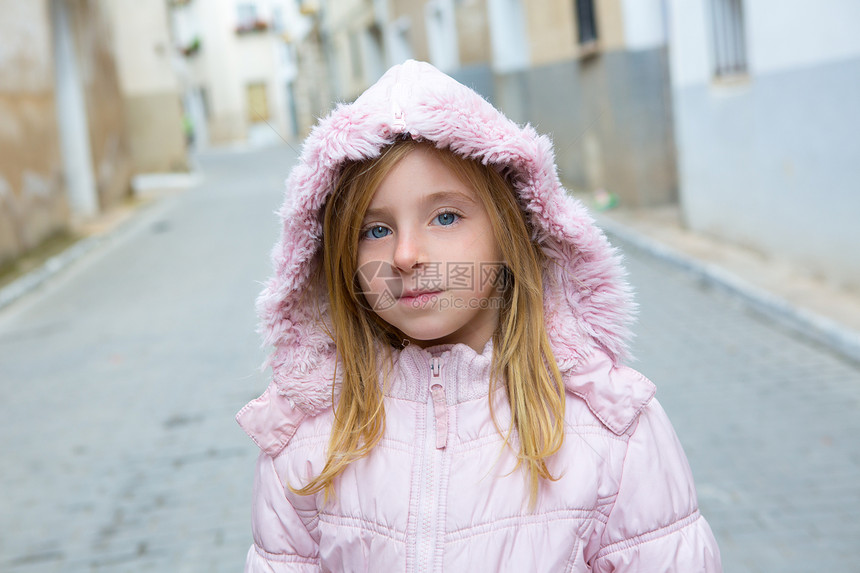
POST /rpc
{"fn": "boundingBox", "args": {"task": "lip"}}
[398,290,443,303]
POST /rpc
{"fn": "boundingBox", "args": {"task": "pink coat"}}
[237,60,722,571]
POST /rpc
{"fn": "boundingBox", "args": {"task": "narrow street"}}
[1,145,859,572]
[0,145,297,572]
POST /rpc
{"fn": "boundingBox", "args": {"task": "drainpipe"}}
[51,0,99,218]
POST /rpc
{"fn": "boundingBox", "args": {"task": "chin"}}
[400,329,456,347]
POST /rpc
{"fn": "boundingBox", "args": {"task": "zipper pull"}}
[391,81,407,132]
[430,357,441,378]
[429,358,447,449]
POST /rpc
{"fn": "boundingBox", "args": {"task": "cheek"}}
[482,235,504,267]
[356,270,370,294]
[355,245,371,284]
[475,216,503,262]
[355,264,375,297]
[484,241,507,296]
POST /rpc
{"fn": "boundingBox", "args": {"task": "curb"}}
[0,235,103,312]
[596,215,860,366]
[0,169,202,313]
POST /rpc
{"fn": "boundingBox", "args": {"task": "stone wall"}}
[0,0,135,267]
[0,0,69,265]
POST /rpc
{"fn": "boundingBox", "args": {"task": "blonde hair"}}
[294,139,566,505]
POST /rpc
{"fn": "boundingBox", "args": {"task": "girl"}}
[237,60,721,571]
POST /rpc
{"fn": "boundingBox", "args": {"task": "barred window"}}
[709,0,748,77]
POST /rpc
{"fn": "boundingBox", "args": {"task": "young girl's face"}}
[356,146,504,352]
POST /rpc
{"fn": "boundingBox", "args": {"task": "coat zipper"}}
[415,356,446,572]
[430,357,447,449]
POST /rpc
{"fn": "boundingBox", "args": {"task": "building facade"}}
[487,0,677,208]
[281,0,860,291]
[1,0,187,269]
[667,0,860,288]
[0,0,69,265]
[301,0,677,208]
[109,0,187,173]
[170,0,307,147]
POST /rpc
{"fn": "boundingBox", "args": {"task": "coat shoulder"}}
[563,350,656,436]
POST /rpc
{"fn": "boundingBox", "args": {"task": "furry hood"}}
[255,60,634,417]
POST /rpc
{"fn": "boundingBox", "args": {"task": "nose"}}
[392,230,423,271]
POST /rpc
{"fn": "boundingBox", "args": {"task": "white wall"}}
[425,0,459,72]
[192,0,242,127]
[487,0,529,73]
[669,0,860,86]
[620,0,666,52]
[745,0,860,76]
[666,0,710,87]
[667,0,860,288]
[387,16,415,65]
[170,0,302,144]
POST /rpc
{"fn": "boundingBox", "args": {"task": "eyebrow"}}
[363,190,477,221]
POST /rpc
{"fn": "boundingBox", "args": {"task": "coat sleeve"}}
[591,398,722,572]
[245,451,320,573]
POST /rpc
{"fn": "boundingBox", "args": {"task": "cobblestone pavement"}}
[0,145,297,572]
[620,236,860,573]
[1,145,859,572]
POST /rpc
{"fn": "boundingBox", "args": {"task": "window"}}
[246,82,269,122]
[575,0,598,45]
[709,0,748,77]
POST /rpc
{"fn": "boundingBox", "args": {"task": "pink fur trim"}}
[256,60,635,414]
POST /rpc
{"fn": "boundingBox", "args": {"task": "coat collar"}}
[237,345,654,456]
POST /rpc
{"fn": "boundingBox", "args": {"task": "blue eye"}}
[363,225,391,239]
[436,212,459,226]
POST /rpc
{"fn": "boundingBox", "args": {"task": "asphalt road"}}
[1,144,859,572]
[0,144,296,571]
